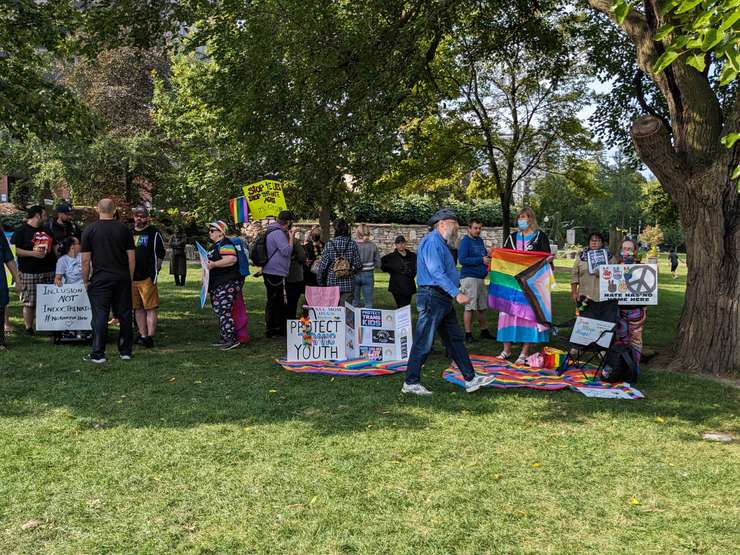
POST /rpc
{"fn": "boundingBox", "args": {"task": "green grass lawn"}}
[1,258,738,553]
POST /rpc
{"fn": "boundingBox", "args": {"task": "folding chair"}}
[553,300,619,379]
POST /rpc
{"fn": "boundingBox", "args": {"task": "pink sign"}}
[305,286,340,307]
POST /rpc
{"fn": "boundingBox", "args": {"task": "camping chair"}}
[552,300,620,379]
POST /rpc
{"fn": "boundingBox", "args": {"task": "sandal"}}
[498,350,512,360]
[515,354,529,366]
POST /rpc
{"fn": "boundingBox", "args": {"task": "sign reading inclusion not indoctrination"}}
[35,284,92,331]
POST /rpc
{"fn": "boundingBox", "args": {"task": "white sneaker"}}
[401,383,433,396]
[464,375,496,393]
[120,354,132,361]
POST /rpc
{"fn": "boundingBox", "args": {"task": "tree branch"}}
[630,116,686,199]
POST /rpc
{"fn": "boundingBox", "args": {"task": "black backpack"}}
[601,344,639,384]
[250,227,279,267]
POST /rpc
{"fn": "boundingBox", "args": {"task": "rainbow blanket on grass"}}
[488,248,554,325]
[443,355,644,399]
[277,358,407,377]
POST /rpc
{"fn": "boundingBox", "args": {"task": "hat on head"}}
[394,235,406,244]
[55,202,72,213]
[428,208,458,227]
[132,206,149,215]
[208,220,228,234]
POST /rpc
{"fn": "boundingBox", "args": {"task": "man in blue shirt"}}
[458,218,492,343]
[402,208,495,395]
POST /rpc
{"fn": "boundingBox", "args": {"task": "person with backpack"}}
[317,219,362,306]
[206,220,243,350]
[254,210,294,338]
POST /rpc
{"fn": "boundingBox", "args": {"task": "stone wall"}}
[292,222,504,255]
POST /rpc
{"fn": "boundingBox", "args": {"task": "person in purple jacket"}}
[262,210,294,338]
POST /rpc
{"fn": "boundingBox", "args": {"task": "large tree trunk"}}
[676,185,740,373]
[588,0,740,374]
[319,204,331,242]
[632,116,740,375]
[500,190,512,242]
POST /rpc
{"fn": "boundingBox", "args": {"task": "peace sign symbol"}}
[626,265,657,295]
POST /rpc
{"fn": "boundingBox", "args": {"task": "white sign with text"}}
[599,264,658,305]
[35,284,92,331]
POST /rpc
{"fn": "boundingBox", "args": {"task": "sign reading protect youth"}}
[35,284,92,331]
[286,307,346,361]
[242,180,288,220]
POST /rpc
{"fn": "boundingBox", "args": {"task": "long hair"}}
[355,223,371,240]
[333,219,350,238]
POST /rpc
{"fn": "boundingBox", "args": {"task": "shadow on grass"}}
[2,271,733,436]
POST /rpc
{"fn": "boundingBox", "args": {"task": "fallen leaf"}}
[630,496,640,506]
[167,377,176,384]
[269,389,277,393]
[494,474,502,481]
[194,380,202,384]
[655,417,665,423]
[309,496,317,505]
[21,519,43,531]
[531,463,541,469]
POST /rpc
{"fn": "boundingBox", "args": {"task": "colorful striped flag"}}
[228,196,249,224]
[488,248,555,325]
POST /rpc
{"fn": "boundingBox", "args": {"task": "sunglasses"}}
[208,228,220,233]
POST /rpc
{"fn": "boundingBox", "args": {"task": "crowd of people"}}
[1,200,650,391]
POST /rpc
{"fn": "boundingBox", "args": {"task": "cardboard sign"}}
[345,304,413,362]
[196,241,209,308]
[599,264,658,305]
[570,316,615,349]
[586,249,609,274]
[287,307,345,361]
[35,284,92,331]
[242,180,288,220]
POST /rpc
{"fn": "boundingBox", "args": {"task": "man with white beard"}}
[401,208,495,396]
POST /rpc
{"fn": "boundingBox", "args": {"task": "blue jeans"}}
[353,271,375,308]
[404,287,476,384]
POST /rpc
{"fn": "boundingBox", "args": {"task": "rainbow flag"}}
[277,358,406,377]
[228,196,249,224]
[443,355,644,399]
[488,248,554,325]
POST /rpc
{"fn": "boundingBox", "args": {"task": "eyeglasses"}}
[208,228,219,233]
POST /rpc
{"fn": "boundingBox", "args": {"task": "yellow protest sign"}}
[242,180,288,220]
[4,232,15,287]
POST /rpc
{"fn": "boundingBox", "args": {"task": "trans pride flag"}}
[488,248,555,326]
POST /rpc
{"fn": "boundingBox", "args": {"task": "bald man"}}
[80,199,136,363]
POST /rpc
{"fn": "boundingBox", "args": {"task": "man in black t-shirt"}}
[46,202,81,253]
[80,198,136,363]
[10,205,56,333]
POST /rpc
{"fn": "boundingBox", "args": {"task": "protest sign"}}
[345,304,413,362]
[287,307,345,361]
[586,248,609,274]
[599,264,658,305]
[242,180,288,220]
[570,316,615,349]
[195,241,209,308]
[35,284,92,331]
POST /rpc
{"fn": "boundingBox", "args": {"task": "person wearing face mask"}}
[610,238,647,367]
[401,208,496,396]
[498,207,554,365]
